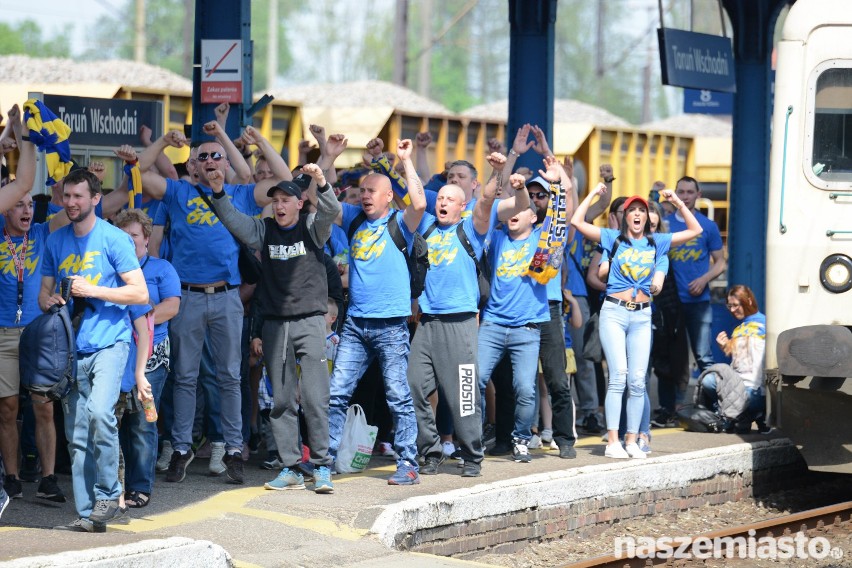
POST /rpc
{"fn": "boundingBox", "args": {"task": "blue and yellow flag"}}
[370,155,411,206]
[124,161,143,209]
[23,99,72,186]
[527,180,568,285]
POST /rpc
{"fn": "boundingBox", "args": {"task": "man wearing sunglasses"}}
[139,123,283,486]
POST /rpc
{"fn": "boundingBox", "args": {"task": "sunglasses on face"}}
[528,191,548,200]
[726,302,741,309]
[197,152,224,162]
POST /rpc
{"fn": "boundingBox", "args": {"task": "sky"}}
[0,0,112,55]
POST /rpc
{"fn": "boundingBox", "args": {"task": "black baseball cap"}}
[266,180,303,198]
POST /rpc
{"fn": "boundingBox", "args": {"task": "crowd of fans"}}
[0,100,766,533]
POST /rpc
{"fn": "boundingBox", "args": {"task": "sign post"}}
[201,39,243,104]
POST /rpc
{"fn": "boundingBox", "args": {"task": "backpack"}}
[19,278,77,401]
[347,210,429,299]
[422,221,492,310]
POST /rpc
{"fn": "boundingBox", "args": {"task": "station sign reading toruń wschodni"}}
[43,94,163,148]
[658,28,736,93]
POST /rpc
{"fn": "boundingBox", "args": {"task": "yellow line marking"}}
[0,527,26,533]
[233,561,265,568]
[235,508,368,541]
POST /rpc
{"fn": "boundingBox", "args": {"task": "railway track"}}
[563,501,852,567]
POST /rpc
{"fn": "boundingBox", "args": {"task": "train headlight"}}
[819,254,852,293]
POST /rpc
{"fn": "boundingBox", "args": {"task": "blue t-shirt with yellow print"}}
[599,228,672,299]
[161,179,262,285]
[666,211,723,303]
[342,203,417,319]
[41,218,140,353]
[419,213,492,314]
[481,226,549,326]
[0,222,50,327]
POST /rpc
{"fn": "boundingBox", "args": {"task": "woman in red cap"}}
[571,185,701,459]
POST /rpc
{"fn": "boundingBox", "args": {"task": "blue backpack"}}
[19,278,77,401]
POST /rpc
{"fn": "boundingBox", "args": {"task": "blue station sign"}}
[683,89,734,114]
[43,95,163,147]
[658,28,736,93]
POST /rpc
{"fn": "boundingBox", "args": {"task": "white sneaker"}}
[209,442,227,475]
[441,441,456,457]
[527,434,542,449]
[549,440,559,450]
[604,443,630,459]
[156,440,173,472]
[625,443,647,459]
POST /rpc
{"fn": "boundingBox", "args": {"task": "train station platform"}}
[0,429,804,567]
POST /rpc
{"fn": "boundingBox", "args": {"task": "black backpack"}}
[19,278,77,401]
[347,210,429,299]
[422,221,492,310]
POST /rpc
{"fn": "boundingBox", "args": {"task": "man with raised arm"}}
[408,149,532,478]
[327,139,426,485]
[139,123,282,486]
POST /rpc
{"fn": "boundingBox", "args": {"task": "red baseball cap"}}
[622,195,649,211]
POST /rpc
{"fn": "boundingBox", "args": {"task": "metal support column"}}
[191,0,252,143]
[507,0,557,171]
[721,0,789,307]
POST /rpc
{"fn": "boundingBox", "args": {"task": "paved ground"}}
[0,427,786,567]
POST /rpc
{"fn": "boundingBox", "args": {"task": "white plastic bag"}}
[335,404,378,474]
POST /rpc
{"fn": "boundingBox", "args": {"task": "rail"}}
[562,501,852,568]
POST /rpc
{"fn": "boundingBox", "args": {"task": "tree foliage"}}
[0,20,72,58]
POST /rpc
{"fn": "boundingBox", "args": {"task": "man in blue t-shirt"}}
[39,169,148,532]
[477,158,568,465]
[328,139,426,486]
[139,125,283,486]
[664,176,726,419]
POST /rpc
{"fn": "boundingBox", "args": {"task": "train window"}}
[810,66,852,183]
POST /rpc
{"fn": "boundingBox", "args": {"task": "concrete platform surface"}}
[0,428,795,567]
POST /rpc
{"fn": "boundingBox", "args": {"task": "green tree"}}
[0,20,72,57]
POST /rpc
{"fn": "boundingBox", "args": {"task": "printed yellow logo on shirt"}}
[186,196,220,226]
[0,241,39,277]
[617,248,655,281]
[351,226,387,261]
[427,232,459,267]
[670,238,702,262]
[496,242,530,278]
[57,251,103,285]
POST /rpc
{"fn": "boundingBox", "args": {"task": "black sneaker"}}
[19,454,41,483]
[3,475,22,499]
[223,452,245,484]
[36,474,66,503]
[89,499,120,523]
[582,414,603,434]
[54,517,105,533]
[559,445,577,459]
[487,440,513,456]
[481,423,497,449]
[165,449,195,483]
[461,461,481,477]
[512,439,531,463]
[650,409,677,428]
[420,455,444,475]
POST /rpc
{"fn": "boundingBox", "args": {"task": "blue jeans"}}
[599,302,651,435]
[170,288,243,453]
[682,301,715,373]
[119,363,168,495]
[328,316,418,468]
[477,321,541,442]
[62,342,129,518]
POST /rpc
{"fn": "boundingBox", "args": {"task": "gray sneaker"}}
[54,517,106,533]
[223,452,245,484]
[89,499,120,523]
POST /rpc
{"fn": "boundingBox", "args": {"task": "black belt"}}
[181,283,238,294]
[605,296,650,311]
[420,312,477,324]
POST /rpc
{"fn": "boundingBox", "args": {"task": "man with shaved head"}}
[407,151,531,478]
[326,140,426,486]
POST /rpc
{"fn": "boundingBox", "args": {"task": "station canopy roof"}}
[266,80,454,147]
[462,99,631,155]
[0,55,193,114]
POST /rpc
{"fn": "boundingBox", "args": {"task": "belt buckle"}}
[625,301,637,311]
[204,286,216,294]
